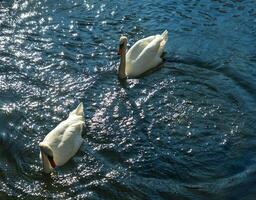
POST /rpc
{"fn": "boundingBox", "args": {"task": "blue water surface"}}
[0,0,256,199]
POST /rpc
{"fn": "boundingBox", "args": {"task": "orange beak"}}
[48,156,56,168]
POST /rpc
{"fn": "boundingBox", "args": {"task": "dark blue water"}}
[0,0,256,199]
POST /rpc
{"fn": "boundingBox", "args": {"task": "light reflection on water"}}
[0,0,256,199]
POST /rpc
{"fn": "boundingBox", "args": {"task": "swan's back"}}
[125,30,168,77]
[41,103,84,166]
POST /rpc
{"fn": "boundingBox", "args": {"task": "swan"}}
[118,30,168,79]
[39,102,84,173]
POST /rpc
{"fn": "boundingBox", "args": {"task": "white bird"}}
[117,30,168,79]
[39,103,84,173]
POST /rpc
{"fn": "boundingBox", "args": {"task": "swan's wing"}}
[59,121,84,147]
[126,35,156,60]
[135,35,163,63]
[43,121,67,145]
[53,121,84,164]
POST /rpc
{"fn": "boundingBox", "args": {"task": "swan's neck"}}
[118,48,126,79]
[40,150,52,173]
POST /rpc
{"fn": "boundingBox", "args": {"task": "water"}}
[0,0,256,199]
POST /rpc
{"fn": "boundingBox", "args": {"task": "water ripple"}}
[0,0,256,199]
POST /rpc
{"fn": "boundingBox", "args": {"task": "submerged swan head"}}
[39,142,56,173]
[118,35,128,79]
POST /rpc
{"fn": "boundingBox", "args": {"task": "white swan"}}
[39,103,84,173]
[118,30,168,79]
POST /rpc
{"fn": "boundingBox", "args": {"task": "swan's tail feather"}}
[69,102,84,116]
[161,30,168,41]
[158,30,168,56]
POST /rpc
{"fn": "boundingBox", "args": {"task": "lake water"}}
[0,0,256,199]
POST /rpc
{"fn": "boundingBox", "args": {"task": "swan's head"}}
[118,36,127,55]
[39,142,56,173]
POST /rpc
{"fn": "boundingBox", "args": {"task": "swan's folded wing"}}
[135,36,162,63]
[51,121,84,165]
[59,121,84,147]
[43,120,68,145]
[126,35,156,60]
